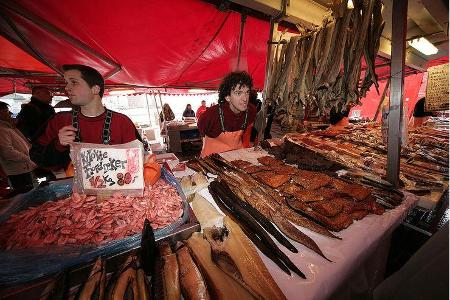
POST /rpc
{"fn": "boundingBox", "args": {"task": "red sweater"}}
[196,105,207,121]
[198,102,256,144]
[31,110,140,168]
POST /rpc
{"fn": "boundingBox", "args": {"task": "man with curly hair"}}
[198,71,257,157]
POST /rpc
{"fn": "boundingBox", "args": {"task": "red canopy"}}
[0,1,447,97]
[0,36,53,72]
[0,0,269,95]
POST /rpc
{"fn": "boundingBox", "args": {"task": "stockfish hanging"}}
[265,0,384,129]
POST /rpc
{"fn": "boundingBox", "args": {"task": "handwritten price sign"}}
[426,63,449,112]
[70,140,144,194]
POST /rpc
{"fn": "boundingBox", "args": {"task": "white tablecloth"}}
[179,148,419,300]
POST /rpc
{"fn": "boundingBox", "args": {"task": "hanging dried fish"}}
[313,18,336,90]
[265,0,384,127]
[345,0,376,107]
[360,0,385,96]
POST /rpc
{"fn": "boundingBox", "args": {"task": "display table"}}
[416,187,448,210]
[190,148,419,300]
[167,123,201,152]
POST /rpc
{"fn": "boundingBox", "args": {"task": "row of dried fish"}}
[227,155,394,224]
[195,152,399,232]
[265,0,384,129]
[285,124,448,194]
[39,216,286,300]
[190,153,401,281]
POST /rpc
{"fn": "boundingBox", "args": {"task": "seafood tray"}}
[0,206,200,299]
[0,167,196,286]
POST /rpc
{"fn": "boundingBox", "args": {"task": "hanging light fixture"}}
[408,37,438,55]
[347,0,354,9]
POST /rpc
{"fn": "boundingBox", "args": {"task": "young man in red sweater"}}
[30,64,141,169]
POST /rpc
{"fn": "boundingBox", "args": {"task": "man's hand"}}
[58,125,78,146]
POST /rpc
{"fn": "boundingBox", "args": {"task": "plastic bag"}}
[0,167,189,286]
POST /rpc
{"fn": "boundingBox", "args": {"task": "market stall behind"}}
[0,0,448,299]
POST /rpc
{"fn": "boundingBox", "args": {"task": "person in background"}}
[410,97,434,127]
[0,101,36,193]
[159,103,175,123]
[16,86,55,141]
[196,100,207,120]
[182,104,196,118]
[30,64,141,169]
[198,71,257,157]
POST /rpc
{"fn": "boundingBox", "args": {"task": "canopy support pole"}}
[153,93,161,123]
[145,93,153,127]
[236,12,247,70]
[372,78,390,121]
[0,13,61,75]
[386,0,408,187]
[254,0,287,147]
[157,92,167,131]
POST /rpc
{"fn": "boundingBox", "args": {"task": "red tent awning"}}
[0,0,269,93]
[0,35,54,73]
[0,1,447,97]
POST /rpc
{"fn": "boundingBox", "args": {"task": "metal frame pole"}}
[387,0,408,187]
[0,13,62,75]
[152,92,161,118]
[373,78,390,121]
[145,93,153,127]
[255,18,275,147]
[158,92,167,133]
[236,12,247,70]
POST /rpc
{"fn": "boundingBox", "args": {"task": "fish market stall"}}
[281,124,448,210]
[180,147,419,300]
[165,120,201,153]
[1,144,419,299]
[0,157,198,289]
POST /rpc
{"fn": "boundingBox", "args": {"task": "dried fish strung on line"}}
[265,0,384,128]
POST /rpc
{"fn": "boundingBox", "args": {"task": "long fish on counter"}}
[176,243,211,300]
[76,257,106,300]
[186,233,258,300]
[209,181,306,278]
[217,180,331,261]
[205,154,340,239]
[203,217,287,300]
